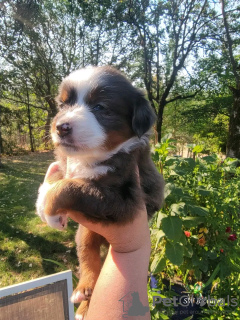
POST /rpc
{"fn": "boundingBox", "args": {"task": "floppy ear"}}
[132,93,156,138]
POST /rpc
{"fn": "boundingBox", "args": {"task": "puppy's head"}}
[51,66,156,158]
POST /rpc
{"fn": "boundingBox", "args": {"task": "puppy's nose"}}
[56,123,72,137]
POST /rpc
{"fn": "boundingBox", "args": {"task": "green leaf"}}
[154,230,166,249]
[156,212,167,228]
[152,152,160,162]
[199,259,208,272]
[198,188,212,196]
[207,251,218,260]
[164,183,184,203]
[165,242,184,266]
[204,263,220,288]
[161,133,172,142]
[164,157,179,167]
[187,204,209,216]
[192,145,204,153]
[202,155,218,163]
[178,231,187,245]
[224,159,239,167]
[164,183,175,198]
[156,230,165,242]
[182,216,206,228]
[43,258,66,269]
[150,255,167,273]
[192,254,200,267]
[183,157,196,169]
[159,313,170,320]
[161,216,183,242]
[230,259,240,273]
[170,202,186,216]
[184,242,193,258]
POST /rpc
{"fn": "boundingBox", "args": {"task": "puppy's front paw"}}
[36,182,68,230]
[45,211,68,230]
[71,285,93,303]
[35,182,52,222]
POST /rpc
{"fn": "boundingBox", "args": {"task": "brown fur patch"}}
[60,87,69,103]
[104,129,132,151]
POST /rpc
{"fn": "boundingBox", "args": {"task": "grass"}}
[0,151,79,287]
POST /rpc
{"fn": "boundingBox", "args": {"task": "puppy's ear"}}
[132,92,156,137]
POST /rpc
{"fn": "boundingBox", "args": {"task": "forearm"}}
[86,242,151,320]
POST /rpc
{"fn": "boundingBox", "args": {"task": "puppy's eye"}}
[93,104,105,111]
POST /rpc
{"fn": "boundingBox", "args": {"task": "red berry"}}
[228,234,237,241]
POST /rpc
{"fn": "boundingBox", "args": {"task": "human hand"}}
[67,165,150,254]
[68,206,150,254]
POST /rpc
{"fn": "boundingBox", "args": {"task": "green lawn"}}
[0,151,78,287]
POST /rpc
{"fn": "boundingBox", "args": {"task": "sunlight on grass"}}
[0,152,79,287]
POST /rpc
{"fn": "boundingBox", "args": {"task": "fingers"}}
[67,208,150,253]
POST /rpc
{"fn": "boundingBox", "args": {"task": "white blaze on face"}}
[63,66,97,103]
[52,104,106,150]
[52,67,107,156]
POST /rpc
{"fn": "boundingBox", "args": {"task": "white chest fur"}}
[66,157,113,179]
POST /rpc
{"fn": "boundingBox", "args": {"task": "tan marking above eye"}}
[60,88,69,103]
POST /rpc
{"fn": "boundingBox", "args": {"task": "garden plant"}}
[148,135,240,319]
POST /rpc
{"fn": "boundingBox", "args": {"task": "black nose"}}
[56,123,72,137]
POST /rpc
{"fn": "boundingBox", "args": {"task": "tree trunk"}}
[43,111,52,149]
[156,103,165,142]
[221,0,240,159]
[0,105,3,167]
[226,88,240,158]
[43,97,57,149]
[26,90,34,152]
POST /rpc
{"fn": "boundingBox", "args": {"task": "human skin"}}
[44,162,151,320]
[68,207,151,320]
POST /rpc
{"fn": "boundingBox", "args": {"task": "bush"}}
[149,135,240,319]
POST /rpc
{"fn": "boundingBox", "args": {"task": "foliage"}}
[0,0,240,154]
[149,135,240,318]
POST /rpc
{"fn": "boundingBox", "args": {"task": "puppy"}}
[36,66,164,319]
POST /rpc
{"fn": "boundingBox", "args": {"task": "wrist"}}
[109,236,151,255]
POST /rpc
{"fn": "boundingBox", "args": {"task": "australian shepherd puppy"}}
[36,66,164,319]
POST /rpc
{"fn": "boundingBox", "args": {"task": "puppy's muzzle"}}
[56,122,72,137]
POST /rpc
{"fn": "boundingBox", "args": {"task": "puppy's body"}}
[36,66,164,319]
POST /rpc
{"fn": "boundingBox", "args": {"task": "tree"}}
[1,0,239,155]
[115,0,215,141]
[0,0,85,146]
[0,104,3,167]
[0,0,133,149]
[220,0,240,158]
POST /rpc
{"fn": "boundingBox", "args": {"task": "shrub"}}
[149,135,240,319]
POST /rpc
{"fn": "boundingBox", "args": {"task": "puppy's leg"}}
[72,226,104,318]
[75,301,89,320]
